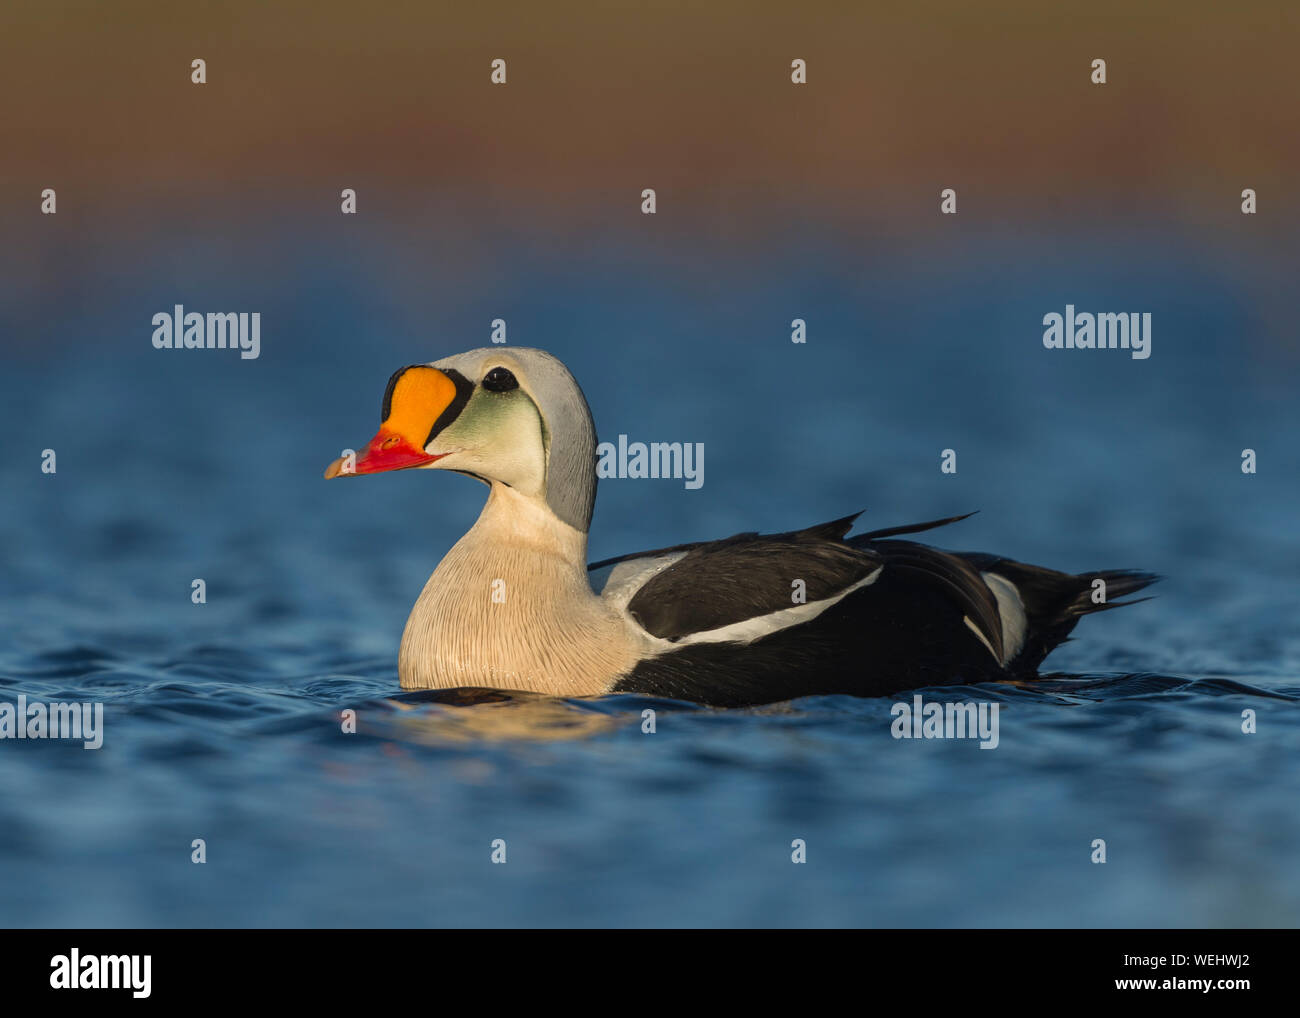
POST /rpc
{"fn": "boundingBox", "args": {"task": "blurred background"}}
[1,1,1297,927]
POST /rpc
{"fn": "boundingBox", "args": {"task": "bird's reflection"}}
[372,687,625,743]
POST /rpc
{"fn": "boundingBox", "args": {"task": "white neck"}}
[398,483,641,695]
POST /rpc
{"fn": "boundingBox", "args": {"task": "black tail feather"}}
[1065,569,1161,617]
[975,563,1159,673]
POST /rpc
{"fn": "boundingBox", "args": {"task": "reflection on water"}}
[375,689,629,744]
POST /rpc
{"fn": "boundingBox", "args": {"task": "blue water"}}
[3,228,1298,926]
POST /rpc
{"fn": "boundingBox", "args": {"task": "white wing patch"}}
[963,616,999,661]
[594,552,688,610]
[980,570,1027,665]
[669,566,883,648]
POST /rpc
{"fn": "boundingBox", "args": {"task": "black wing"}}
[609,511,1004,659]
[624,515,882,641]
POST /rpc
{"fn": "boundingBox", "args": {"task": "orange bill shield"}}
[324,365,462,478]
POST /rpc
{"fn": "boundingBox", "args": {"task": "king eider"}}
[324,347,1156,708]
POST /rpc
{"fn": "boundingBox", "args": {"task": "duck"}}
[324,347,1156,708]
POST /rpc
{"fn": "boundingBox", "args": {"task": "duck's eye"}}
[482,367,518,392]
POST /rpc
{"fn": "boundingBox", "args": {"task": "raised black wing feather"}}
[587,511,862,572]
